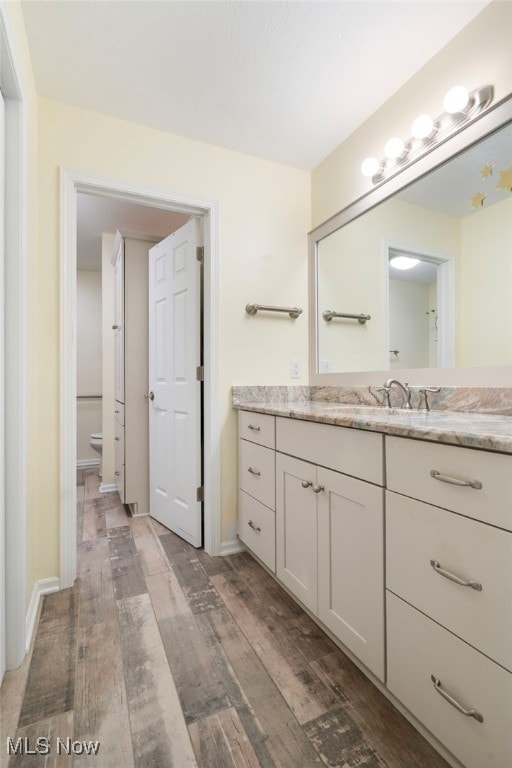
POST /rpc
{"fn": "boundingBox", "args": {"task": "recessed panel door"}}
[148,218,202,546]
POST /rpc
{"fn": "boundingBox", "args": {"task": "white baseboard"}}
[99,483,117,494]
[220,538,245,556]
[26,577,60,652]
[76,459,100,469]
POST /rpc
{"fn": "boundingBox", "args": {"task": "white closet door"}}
[148,218,202,547]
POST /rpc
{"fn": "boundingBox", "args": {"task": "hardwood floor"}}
[2,470,450,768]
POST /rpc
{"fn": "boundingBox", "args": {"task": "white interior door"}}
[148,218,202,547]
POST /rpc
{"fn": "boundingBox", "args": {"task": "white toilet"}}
[89,432,103,477]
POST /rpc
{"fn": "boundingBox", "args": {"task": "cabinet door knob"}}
[115,437,120,442]
[248,520,261,532]
[312,484,324,494]
[112,324,120,330]
[301,480,312,489]
[114,471,120,476]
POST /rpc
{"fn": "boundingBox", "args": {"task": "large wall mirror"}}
[310,96,512,385]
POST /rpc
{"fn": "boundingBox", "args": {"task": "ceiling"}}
[21,0,491,170]
[397,121,512,218]
[77,194,189,270]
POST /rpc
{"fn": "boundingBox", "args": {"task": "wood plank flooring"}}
[2,469,451,768]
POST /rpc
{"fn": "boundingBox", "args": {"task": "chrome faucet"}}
[382,378,413,409]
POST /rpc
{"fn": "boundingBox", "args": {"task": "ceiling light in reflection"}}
[390,256,420,270]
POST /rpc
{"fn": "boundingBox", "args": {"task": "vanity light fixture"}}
[411,114,435,140]
[443,85,469,114]
[361,84,494,185]
[389,256,420,270]
[384,137,405,160]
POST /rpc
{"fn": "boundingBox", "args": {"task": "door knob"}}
[145,391,155,401]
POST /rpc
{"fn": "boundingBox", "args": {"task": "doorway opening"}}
[61,169,221,589]
[382,241,455,370]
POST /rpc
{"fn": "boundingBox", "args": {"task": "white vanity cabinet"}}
[275,417,385,680]
[112,231,159,516]
[237,408,512,768]
[386,435,512,768]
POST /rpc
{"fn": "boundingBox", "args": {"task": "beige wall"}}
[458,197,512,366]
[37,98,310,570]
[76,270,102,462]
[312,1,512,226]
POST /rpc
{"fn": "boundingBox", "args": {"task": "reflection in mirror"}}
[388,249,439,370]
[316,118,512,374]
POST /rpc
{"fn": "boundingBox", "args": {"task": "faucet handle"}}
[373,386,391,407]
[418,387,441,411]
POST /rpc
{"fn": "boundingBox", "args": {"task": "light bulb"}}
[390,256,420,270]
[411,114,434,139]
[361,157,380,177]
[384,137,405,160]
[443,86,469,114]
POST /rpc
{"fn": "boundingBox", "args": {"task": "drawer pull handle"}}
[301,480,313,489]
[430,559,482,591]
[247,424,261,432]
[430,469,482,490]
[431,675,483,723]
[247,467,261,477]
[115,437,120,441]
[114,471,120,476]
[248,520,261,532]
[312,484,324,494]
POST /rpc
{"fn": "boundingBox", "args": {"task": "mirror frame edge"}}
[309,94,512,387]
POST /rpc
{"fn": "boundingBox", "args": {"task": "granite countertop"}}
[233,400,512,454]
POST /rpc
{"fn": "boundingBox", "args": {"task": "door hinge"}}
[196,486,204,502]
[196,365,204,381]
[196,246,204,263]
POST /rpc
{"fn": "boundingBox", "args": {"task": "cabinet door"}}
[276,453,318,613]
[318,467,385,680]
[113,239,124,404]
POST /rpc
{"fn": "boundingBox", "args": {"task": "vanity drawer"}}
[238,410,275,449]
[238,490,275,572]
[386,436,512,530]
[238,439,275,510]
[276,416,383,485]
[386,491,512,671]
[387,592,512,768]
[114,400,125,426]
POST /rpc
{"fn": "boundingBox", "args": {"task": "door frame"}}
[60,168,221,588]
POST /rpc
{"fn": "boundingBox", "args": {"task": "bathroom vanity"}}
[235,392,512,768]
